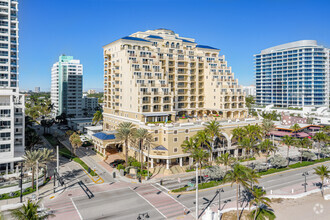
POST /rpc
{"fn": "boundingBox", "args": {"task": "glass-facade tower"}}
[255,40,329,108]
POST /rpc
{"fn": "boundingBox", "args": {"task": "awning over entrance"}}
[143,113,170,117]
[93,132,116,140]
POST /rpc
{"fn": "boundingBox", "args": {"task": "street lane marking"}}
[152,184,194,218]
[70,197,83,220]
[129,186,167,219]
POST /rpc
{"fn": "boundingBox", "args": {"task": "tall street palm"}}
[11,199,54,220]
[247,169,260,189]
[116,122,136,166]
[281,135,295,167]
[224,163,250,220]
[134,128,153,172]
[195,130,211,162]
[205,120,222,161]
[23,150,42,189]
[238,137,255,160]
[191,147,209,178]
[261,119,275,139]
[216,152,235,172]
[249,186,272,220]
[313,165,330,197]
[92,110,103,125]
[313,132,327,160]
[249,204,276,220]
[40,148,55,182]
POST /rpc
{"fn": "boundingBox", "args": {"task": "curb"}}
[170,160,330,195]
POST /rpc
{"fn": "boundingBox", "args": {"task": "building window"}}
[164,130,166,134]
[174,137,178,142]
[155,130,158,134]
[174,148,178,153]
[174,130,178,134]
[185,136,189,141]
[154,137,158,142]
[185,129,189,134]
[164,138,166,142]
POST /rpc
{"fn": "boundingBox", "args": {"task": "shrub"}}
[253,162,268,172]
[117,164,125,170]
[269,155,287,168]
[302,151,316,161]
[259,167,289,176]
[204,166,225,180]
[289,161,314,168]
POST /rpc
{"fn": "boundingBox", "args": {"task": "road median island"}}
[170,159,330,194]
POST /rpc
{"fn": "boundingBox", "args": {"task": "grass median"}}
[43,134,97,177]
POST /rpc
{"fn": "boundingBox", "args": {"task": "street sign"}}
[188,182,194,187]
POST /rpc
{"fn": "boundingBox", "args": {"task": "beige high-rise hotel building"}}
[93,29,252,170]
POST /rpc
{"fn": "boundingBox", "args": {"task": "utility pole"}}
[217,188,224,219]
[195,163,199,220]
[57,145,59,173]
[20,163,23,203]
[302,172,309,192]
[53,168,56,194]
[36,160,39,201]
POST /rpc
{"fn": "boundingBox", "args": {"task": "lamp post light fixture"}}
[302,171,309,192]
[137,213,149,220]
[217,188,224,220]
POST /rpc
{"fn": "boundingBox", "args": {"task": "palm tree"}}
[232,127,245,145]
[295,138,312,163]
[290,123,301,137]
[281,135,295,167]
[11,199,54,220]
[190,147,209,178]
[181,137,197,154]
[238,137,255,160]
[247,169,260,189]
[313,132,327,160]
[133,128,153,172]
[40,148,55,182]
[92,110,103,125]
[259,139,276,163]
[195,130,211,162]
[261,119,275,139]
[321,125,330,135]
[216,152,235,172]
[249,204,276,220]
[204,120,222,161]
[225,163,251,220]
[116,122,136,166]
[23,150,42,189]
[249,186,273,220]
[313,165,330,197]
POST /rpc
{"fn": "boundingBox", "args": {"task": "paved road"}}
[165,161,330,214]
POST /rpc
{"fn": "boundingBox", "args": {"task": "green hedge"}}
[72,158,97,176]
[172,186,188,193]
[0,178,50,200]
[288,158,330,169]
[259,167,289,176]
[239,157,256,162]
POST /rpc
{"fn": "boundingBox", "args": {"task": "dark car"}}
[189,176,207,184]
[110,159,125,168]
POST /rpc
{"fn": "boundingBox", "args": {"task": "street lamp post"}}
[36,160,39,201]
[195,163,199,220]
[217,188,224,220]
[20,162,23,203]
[302,172,309,192]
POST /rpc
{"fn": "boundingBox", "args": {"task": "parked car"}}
[110,159,125,168]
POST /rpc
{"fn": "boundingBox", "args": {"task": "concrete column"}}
[189,157,193,165]
[179,157,183,167]
[5,163,8,176]
[166,159,170,169]
[151,158,154,168]
[234,149,238,157]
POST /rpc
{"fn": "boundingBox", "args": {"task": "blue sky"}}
[19,0,330,91]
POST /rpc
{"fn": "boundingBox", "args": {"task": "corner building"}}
[95,29,249,170]
[0,0,25,173]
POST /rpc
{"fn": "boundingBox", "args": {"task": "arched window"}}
[165,42,169,47]
[171,42,175,48]
[176,43,180,48]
